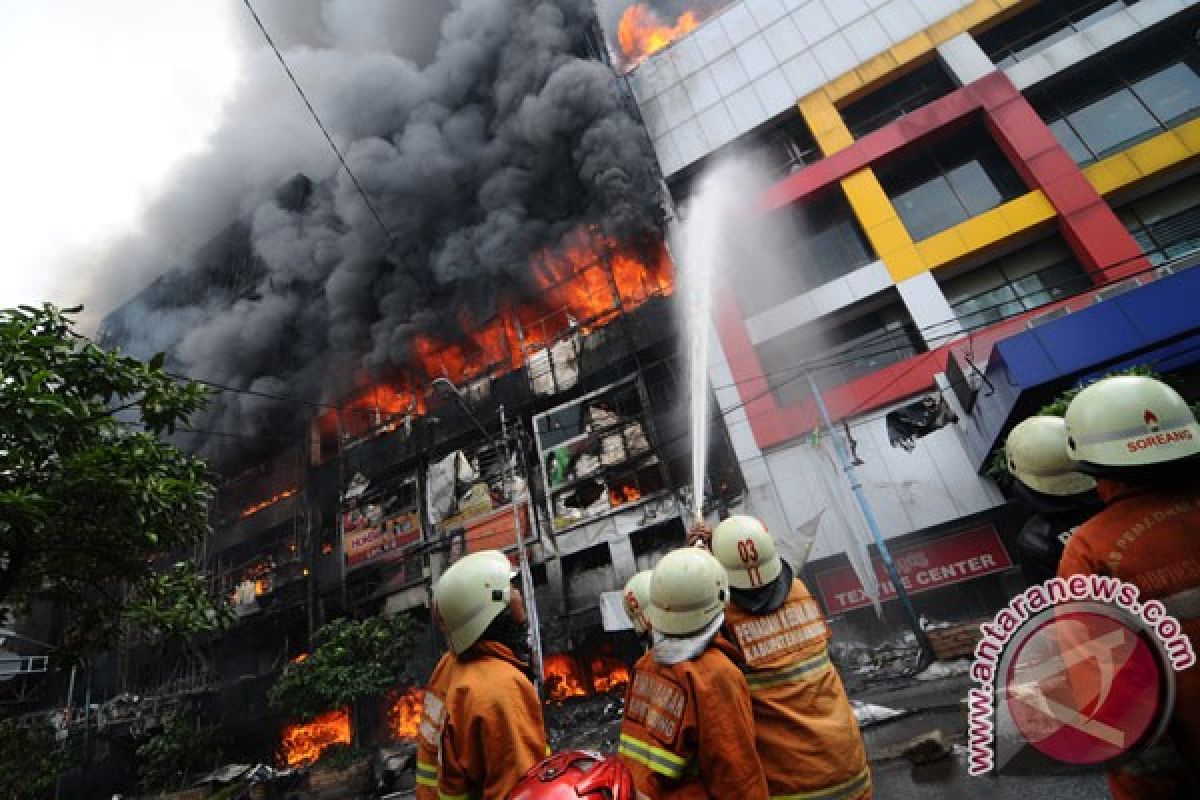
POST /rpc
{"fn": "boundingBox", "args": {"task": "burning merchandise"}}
[278,709,352,768]
[543,651,632,703]
[240,487,297,519]
[386,686,423,742]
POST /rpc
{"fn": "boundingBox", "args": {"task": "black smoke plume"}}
[97,0,664,462]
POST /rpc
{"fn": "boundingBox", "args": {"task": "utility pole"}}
[805,372,934,669]
[432,379,545,690]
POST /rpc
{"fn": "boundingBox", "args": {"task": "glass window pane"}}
[1067,89,1160,158]
[1047,119,1094,164]
[946,160,1005,217]
[1133,63,1200,127]
[893,177,968,240]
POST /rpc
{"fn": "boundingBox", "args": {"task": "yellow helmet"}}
[647,549,728,636]
[1065,376,1200,468]
[1005,416,1096,496]
[432,550,516,655]
[711,515,783,589]
[622,570,654,635]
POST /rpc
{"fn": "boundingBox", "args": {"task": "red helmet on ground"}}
[508,750,634,800]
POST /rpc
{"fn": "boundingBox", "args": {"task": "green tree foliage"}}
[136,710,226,792]
[0,304,220,658]
[0,719,69,800]
[268,615,416,723]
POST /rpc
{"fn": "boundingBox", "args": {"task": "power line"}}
[241,0,396,244]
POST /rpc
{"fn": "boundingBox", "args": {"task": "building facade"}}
[624,0,1200,637]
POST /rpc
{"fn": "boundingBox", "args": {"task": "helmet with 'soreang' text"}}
[1064,375,1200,469]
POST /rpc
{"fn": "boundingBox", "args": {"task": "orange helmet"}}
[508,751,634,800]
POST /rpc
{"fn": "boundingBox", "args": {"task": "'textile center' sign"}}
[813,526,1013,614]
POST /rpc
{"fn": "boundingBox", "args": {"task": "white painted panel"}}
[746,292,819,344]
[824,0,869,29]
[652,132,683,176]
[845,260,892,301]
[738,33,779,81]
[710,49,752,95]
[698,101,739,149]
[639,95,667,139]
[763,14,807,62]
[791,2,838,47]
[694,16,736,62]
[669,36,707,80]
[726,84,769,134]
[747,0,790,28]
[846,14,891,63]
[722,2,761,46]
[659,83,694,130]
[812,33,859,82]
[809,275,855,314]
[782,51,828,97]
[684,67,723,113]
[874,0,925,44]
[754,68,797,116]
[937,32,994,85]
[672,121,710,165]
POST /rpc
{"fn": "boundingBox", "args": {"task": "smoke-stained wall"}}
[98,0,664,461]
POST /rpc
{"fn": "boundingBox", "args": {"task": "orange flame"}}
[279,709,351,768]
[544,653,589,703]
[618,5,700,67]
[313,228,672,448]
[609,484,642,507]
[241,488,297,519]
[591,654,631,695]
[387,686,423,741]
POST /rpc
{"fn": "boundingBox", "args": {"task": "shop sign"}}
[814,526,1012,614]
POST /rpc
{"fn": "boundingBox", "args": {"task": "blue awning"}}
[963,264,1200,470]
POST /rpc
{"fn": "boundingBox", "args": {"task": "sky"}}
[0,0,241,313]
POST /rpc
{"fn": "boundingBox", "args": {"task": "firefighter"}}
[431,550,548,800]
[1005,415,1102,584]
[415,651,454,800]
[1058,375,1200,799]
[710,515,871,800]
[622,569,654,647]
[618,548,769,800]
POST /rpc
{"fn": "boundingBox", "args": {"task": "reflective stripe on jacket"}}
[1059,480,1200,800]
[415,653,455,800]
[618,641,768,800]
[437,640,548,800]
[723,580,870,800]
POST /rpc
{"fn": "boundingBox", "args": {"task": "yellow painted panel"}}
[885,33,935,74]
[857,52,899,89]
[865,218,914,257]
[1082,154,1141,196]
[829,71,865,102]
[798,94,840,137]
[956,3,1000,29]
[955,207,1013,251]
[882,245,927,282]
[998,191,1055,231]
[916,228,969,269]
[927,17,965,45]
[1126,133,1192,177]
[1172,118,1200,154]
[841,171,901,228]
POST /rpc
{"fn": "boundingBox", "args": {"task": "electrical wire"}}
[240,0,396,245]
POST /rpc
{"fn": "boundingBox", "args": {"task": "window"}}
[841,59,958,140]
[875,122,1028,241]
[758,114,821,178]
[1029,14,1200,164]
[730,187,876,317]
[939,238,1092,329]
[754,292,923,406]
[977,0,1134,69]
[1118,173,1200,266]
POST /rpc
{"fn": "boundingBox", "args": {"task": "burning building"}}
[86,0,743,770]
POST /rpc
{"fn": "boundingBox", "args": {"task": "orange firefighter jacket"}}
[436,640,549,800]
[1059,480,1200,799]
[618,637,769,800]
[416,653,455,800]
[722,579,871,800]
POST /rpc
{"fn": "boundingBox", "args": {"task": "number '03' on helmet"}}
[1064,376,1200,469]
[432,550,517,655]
[711,515,783,590]
[647,548,729,636]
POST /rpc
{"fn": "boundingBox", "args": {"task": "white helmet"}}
[1065,376,1200,468]
[622,571,654,635]
[647,549,728,636]
[1005,416,1096,496]
[432,550,517,655]
[711,515,783,590]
